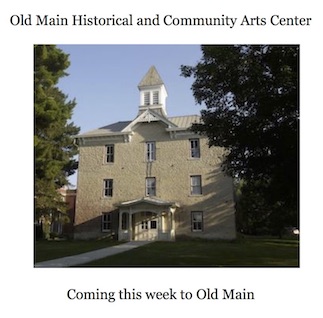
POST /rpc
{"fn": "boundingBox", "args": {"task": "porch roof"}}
[117,197,179,208]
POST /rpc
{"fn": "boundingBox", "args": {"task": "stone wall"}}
[74,121,236,240]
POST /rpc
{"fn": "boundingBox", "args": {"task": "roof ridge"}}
[168,114,200,119]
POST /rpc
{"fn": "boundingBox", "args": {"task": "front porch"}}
[116,197,179,241]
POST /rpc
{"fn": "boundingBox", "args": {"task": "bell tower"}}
[137,66,168,117]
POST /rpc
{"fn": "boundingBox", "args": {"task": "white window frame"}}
[143,90,159,105]
[146,177,156,196]
[144,92,150,105]
[141,220,148,230]
[190,175,202,195]
[102,213,112,232]
[146,141,156,162]
[105,144,114,163]
[103,179,113,197]
[153,91,159,104]
[190,138,200,158]
[191,211,203,232]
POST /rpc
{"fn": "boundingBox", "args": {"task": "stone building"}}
[74,66,236,241]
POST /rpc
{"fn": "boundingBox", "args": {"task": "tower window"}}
[153,91,159,104]
[144,92,150,105]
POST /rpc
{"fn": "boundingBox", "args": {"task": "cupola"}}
[137,66,168,117]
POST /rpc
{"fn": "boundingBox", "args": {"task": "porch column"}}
[158,212,162,236]
[129,212,133,241]
[169,206,176,241]
[118,211,123,241]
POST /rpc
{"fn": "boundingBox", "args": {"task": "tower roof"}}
[138,66,164,88]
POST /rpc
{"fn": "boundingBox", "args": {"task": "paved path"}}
[35,241,151,268]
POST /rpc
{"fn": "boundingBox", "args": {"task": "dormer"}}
[138,66,168,117]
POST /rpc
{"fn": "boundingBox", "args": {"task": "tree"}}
[34,45,80,219]
[181,45,299,235]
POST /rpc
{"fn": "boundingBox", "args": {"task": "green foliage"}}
[34,45,80,217]
[181,45,299,235]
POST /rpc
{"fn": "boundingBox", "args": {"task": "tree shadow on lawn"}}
[75,238,299,267]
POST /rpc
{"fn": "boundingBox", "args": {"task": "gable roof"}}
[169,115,200,128]
[138,66,164,88]
[121,109,178,132]
[76,114,200,138]
[117,196,179,207]
[76,121,131,138]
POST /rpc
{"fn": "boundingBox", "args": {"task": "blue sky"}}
[57,45,204,134]
[57,45,205,186]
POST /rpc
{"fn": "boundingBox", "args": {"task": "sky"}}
[56,45,205,186]
[57,45,204,134]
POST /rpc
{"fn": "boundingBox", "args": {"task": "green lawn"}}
[35,237,299,266]
[77,237,299,267]
[34,239,122,263]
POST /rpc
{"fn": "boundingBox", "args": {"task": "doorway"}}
[133,211,158,241]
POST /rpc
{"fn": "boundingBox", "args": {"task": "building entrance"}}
[133,211,158,241]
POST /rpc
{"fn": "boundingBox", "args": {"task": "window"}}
[105,144,114,163]
[146,177,156,196]
[191,212,203,232]
[102,213,112,232]
[103,179,113,197]
[143,91,159,105]
[190,139,200,158]
[153,91,159,104]
[150,220,157,229]
[146,141,156,161]
[190,175,202,195]
[141,221,148,230]
[144,92,150,105]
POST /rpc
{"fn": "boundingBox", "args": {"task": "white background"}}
[1,1,322,317]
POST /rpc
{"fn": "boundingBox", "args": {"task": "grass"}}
[34,238,122,263]
[35,236,299,267]
[77,237,299,267]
